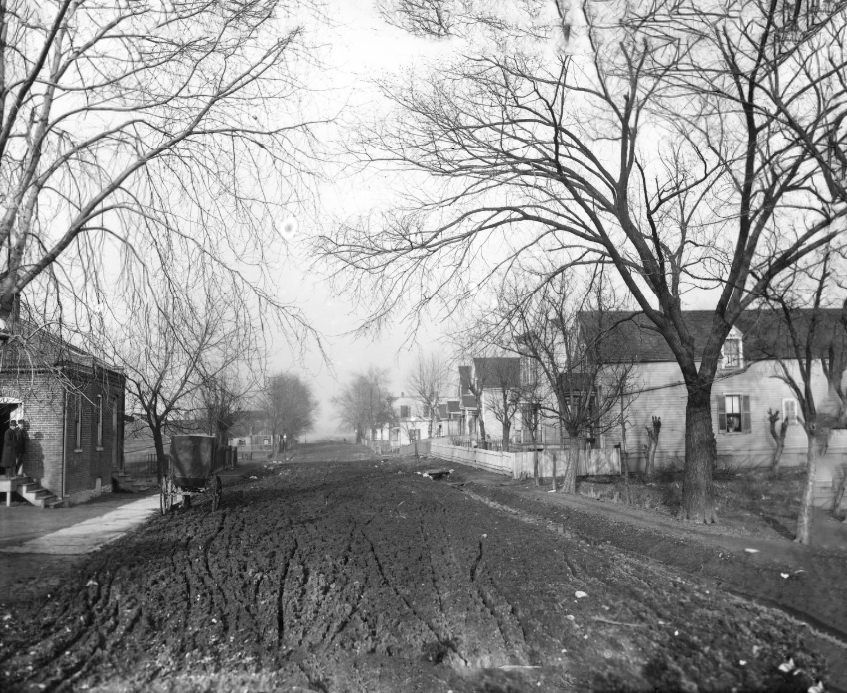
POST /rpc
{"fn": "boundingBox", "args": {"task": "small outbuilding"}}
[0,322,125,507]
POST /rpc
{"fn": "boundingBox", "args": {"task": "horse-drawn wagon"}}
[160,435,223,514]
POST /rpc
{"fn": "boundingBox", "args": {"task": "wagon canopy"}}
[169,435,221,489]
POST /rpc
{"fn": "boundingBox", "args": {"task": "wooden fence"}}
[430,440,620,479]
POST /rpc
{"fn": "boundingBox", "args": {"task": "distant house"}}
[457,365,478,437]
[442,399,462,436]
[584,309,847,471]
[227,409,273,448]
[457,357,522,445]
[0,323,125,506]
[388,393,430,446]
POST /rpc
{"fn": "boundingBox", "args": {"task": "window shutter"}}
[717,395,726,432]
[741,395,751,433]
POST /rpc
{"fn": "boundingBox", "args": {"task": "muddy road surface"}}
[0,442,833,691]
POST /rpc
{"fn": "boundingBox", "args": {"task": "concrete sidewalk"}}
[0,493,159,555]
[0,460,271,556]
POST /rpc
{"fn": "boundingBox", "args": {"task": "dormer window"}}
[720,328,744,370]
[723,338,741,368]
[520,356,538,387]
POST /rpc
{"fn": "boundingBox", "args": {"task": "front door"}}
[0,403,18,476]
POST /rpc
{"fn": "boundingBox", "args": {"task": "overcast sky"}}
[270,4,453,437]
[267,3,736,438]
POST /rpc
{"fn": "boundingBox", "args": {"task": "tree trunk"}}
[551,451,557,491]
[795,425,818,544]
[152,425,167,484]
[831,464,847,518]
[560,445,578,494]
[681,388,717,523]
[478,416,487,449]
[644,417,661,479]
[502,420,510,452]
[533,448,539,486]
[770,428,786,473]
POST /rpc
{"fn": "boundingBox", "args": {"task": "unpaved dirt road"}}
[0,442,833,691]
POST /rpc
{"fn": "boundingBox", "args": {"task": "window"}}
[520,356,538,387]
[725,395,742,432]
[782,398,798,423]
[717,394,751,433]
[74,393,82,450]
[400,405,411,419]
[96,395,104,450]
[722,338,742,369]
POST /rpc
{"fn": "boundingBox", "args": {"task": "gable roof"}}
[581,309,847,364]
[472,357,521,388]
[3,319,123,375]
[738,308,847,361]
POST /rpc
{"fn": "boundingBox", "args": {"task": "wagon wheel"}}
[212,475,222,511]
[159,477,173,515]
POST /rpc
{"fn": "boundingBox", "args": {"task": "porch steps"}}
[16,477,63,508]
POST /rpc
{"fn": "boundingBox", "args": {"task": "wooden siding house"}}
[456,365,478,438]
[0,323,125,506]
[469,357,522,445]
[584,310,847,472]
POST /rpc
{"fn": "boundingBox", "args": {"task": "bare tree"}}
[262,372,317,452]
[519,383,544,484]
[643,416,662,480]
[103,281,246,481]
[377,0,455,37]
[323,1,847,521]
[477,357,522,451]
[464,367,488,448]
[753,248,847,544]
[334,368,395,443]
[407,352,452,437]
[767,408,790,473]
[820,298,847,425]
[0,0,318,346]
[513,272,635,490]
[452,268,635,490]
[198,372,252,447]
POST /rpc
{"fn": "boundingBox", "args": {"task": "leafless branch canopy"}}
[407,351,452,435]
[0,0,321,352]
[323,0,847,392]
[333,367,395,440]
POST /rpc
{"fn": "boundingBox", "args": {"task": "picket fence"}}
[429,440,620,479]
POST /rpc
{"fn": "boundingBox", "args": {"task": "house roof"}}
[437,403,448,418]
[738,308,847,361]
[581,309,847,364]
[446,399,460,413]
[472,357,521,388]
[461,394,478,409]
[557,371,596,392]
[3,319,124,376]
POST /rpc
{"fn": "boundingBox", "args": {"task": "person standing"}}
[13,420,26,476]
[2,421,18,478]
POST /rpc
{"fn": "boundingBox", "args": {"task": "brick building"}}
[0,324,125,505]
